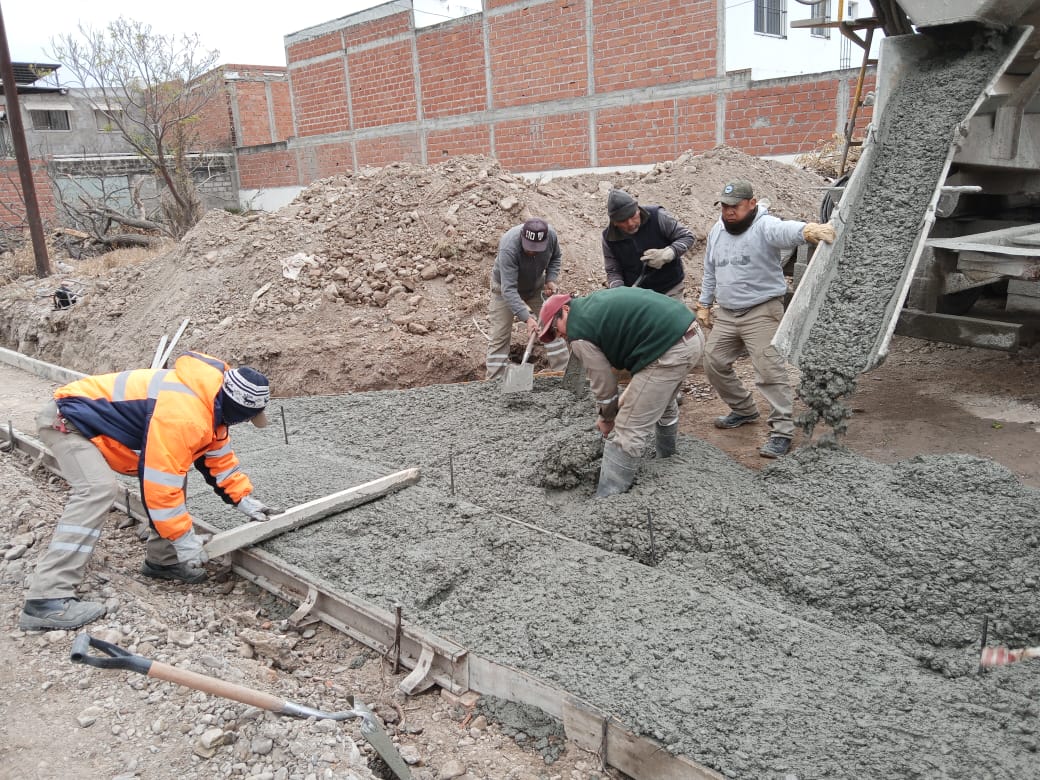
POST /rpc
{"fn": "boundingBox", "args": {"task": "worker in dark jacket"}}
[602,189,696,300]
[538,287,704,496]
[19,352,280,631]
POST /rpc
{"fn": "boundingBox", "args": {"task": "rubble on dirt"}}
[0,146,826,394]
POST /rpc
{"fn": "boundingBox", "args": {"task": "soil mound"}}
[0,146,827,395]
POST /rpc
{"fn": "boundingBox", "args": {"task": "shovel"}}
[70,633,412,780]
[501,331,537,393]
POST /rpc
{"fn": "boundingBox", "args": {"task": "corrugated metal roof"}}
[2,62,61,86]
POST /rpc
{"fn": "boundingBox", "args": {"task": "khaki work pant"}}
[26,400,178,600]
[485,292,570,380]
[612,327,704,456]
[703,298,795,439]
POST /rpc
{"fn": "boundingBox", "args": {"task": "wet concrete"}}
[187,379,1040,779]
[796,26,1018,435]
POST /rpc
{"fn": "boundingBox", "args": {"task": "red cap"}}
[537,293,571,343]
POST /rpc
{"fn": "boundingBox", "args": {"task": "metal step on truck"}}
[779,0,1040,377]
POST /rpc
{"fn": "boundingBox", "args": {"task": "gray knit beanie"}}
[607,189,638,222]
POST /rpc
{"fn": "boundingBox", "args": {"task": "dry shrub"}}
[796,133,862,179]
[76,243,170,277]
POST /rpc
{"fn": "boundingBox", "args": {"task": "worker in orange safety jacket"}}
[19,352,280,631]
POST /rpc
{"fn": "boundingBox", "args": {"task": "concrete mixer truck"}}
[778,0,1040,375]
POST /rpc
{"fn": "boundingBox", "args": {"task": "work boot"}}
[759,435,792,459]
[655,421,679,458]
[714,410,760,429]
[141,560,208,584]
[19,597,106,631]
[596,440,640,497]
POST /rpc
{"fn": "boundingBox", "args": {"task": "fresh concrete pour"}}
[796,26,1018,435]
[189,379,1040,778]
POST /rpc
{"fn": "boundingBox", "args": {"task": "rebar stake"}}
[281,405,289,445]
[448,446,455,496]
[393,603,403,674]
[646,509,658,566]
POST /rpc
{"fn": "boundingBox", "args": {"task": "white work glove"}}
[237,494,282,522]
[803,222,836,244]
[171,527,209,565]
[640,247,675,269]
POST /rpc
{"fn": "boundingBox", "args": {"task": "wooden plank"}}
[895,309,1022,351]
[204,468,420,558]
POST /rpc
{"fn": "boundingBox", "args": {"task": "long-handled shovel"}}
[71,633,412,779]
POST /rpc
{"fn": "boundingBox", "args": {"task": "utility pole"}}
[0,1,51,277]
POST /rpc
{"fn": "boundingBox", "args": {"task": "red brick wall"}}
[237,147,298,189]
[593,0,716,92]
[293,60,351,137]
[356,133,423,167]
[349,40,417,129]
[234,82,278,147]
[427,125,492,162]
[725,76,841,156]
[417,20,485,118]
[0,159,59,230]
[488,3,587,108]
[495,113,588,171]
[195,90,235,150]
[242,1,869,191]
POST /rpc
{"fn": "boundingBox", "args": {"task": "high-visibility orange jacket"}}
[54,352,255,541]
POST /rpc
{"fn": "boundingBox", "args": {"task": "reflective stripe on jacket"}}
[54,351,253,540]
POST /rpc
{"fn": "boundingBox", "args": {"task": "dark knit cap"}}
[607,189,638,222]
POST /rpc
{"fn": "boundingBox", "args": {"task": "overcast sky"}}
[0,1,469,69]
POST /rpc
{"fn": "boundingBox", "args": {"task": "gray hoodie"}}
[491,224,562,321]
[698,205,806,311]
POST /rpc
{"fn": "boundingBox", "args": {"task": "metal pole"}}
[0,2,51,277]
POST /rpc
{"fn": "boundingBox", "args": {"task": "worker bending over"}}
[537,287,704,496]
[19,352,280,631]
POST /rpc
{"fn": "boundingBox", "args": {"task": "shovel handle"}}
[521,331,537,364]
[71,632,288,712]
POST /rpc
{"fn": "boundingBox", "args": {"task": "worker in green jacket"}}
[537,287,704,496]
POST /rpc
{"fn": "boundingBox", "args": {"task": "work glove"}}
[171,527,209,566]
[237,495,282,522]
[803,222,836,244]
[695,304,712,329]
[640,246,675,269]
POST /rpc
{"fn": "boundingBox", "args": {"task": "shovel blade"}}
[501,363,534,393]
[353,700,413,779]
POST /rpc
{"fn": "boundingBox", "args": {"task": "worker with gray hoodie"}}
[486,218,570,379]
[602,189,696,300]
[697,179,835,459]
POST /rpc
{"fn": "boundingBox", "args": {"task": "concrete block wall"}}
[238,0,872,190]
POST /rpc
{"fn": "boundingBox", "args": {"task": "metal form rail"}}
[0,347,721,780]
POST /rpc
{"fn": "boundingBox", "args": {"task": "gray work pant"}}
[485,292,570,380]
[26,400,178,600]
[612,327,703,456]
[703,298,795,439]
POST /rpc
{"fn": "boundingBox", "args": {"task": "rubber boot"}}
[655,421,678,458]
[141,560,208,584]
[596,440,640,497]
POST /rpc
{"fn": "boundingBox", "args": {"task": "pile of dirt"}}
[0,146,827,395]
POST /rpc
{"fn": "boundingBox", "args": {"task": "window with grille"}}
[95,109,124,132]
[811,0,831,38]
[29,109,71,131]
[754,0,787,37]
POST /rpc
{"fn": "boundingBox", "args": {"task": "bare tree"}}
[48,18,222,238]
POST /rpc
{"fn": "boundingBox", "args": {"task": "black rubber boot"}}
[655,421,679,458]
[141,560,208,584]
[596,440,640,497]
[19,598,106,631]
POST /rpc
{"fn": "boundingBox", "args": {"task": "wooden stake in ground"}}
[204,468,420,558]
